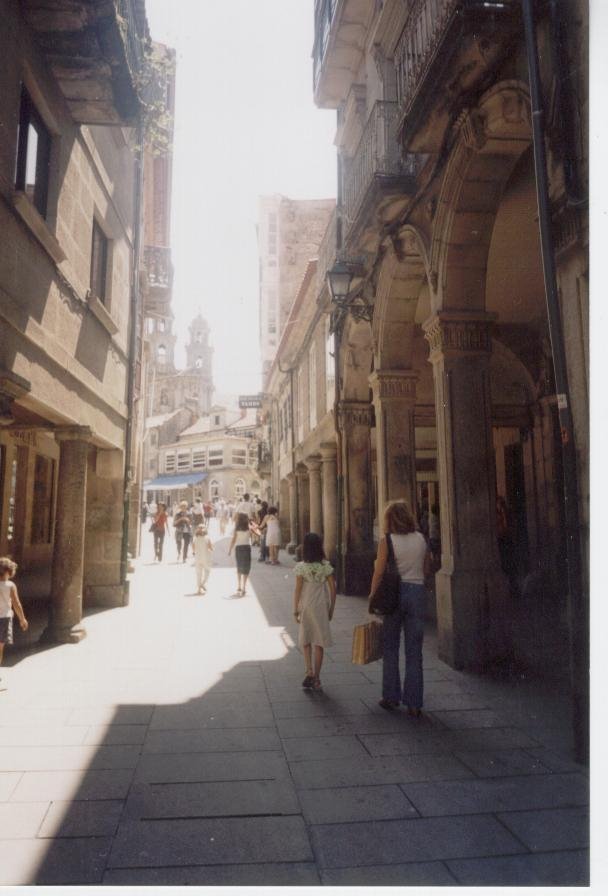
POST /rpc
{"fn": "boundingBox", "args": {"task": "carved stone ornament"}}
[338,401,374,429]
[423,315,494,359]
[370,370,417,402]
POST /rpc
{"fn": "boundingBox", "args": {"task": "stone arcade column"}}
[286,472,298,554]
[295,465,310,554]
[305,455,323,537]
[320,442,338,564]
[424,312,508,669]
[338,400,375,595]
[47,426,92,643]
[369,369,418,521]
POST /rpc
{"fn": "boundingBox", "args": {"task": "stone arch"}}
[372,225,431,369]
[340,315,374,401]
[430,80,532,312]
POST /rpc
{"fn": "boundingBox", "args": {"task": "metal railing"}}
[342,101,418,230]
[395,0,516,118]
[313,0,338,88]
[144,246,172,290]
[115,0,147,79]
[316,207,338,296]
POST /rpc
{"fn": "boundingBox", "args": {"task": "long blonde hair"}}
[383,500,417,535]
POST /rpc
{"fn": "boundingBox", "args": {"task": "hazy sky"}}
[145,0,337,398]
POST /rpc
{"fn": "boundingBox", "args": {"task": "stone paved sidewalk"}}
[0,521,590,885]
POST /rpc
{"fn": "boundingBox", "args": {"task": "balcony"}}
[312,0,369,107]
[342,102,418,241]
[395,0,520,149]
[22,0,149,125]
[144,246,173,291]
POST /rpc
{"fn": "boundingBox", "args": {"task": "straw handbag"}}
[352,619,383,664]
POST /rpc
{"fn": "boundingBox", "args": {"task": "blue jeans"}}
[382,581,426,708]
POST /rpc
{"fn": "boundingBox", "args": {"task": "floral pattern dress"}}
[294,560,334,648]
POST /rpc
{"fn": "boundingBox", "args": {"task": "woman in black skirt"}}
[228,512,252,596]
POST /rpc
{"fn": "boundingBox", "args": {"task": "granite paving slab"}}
[83,725,148,746]
[0,708,71,728]
[0,744,141,772]
[401,772,589,816]
[310,814,522,868]
[427,709,508,728]
[142,726,281,754]
[0,771,22,800]
[149,705,275,730]
[276,713,417,739]
[0,836,113,885]
[134,750,290,784]
[359,726,541,756]
[280,735,368,762]
[453,749,552,777]
[10,768,135,803]
[38,799,124,838]
[290,754,472,789]
[125,778,300,819]
[298,784,418,824]
[522,746,586,774]
[108,816,314,868]
[66,706,154,727]
[446,849,589,886]
[0,726,89,747]
[497,806,590,852]
[102,861,321,885]
[270,697,366,719]
[0,801,49,838]
[320,860,457,886]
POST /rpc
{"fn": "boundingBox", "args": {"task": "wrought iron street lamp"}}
[326,260,373,322]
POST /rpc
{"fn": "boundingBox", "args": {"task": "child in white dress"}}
[293,533,336,691]
[192,525,213,594]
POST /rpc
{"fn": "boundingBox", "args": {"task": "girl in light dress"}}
[293,533,336,691]
[261,506,281,565]
[192,524,213,594]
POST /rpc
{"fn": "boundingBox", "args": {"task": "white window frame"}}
[177,451,190,472]
[192,448,207,470]
[164,451,175,473]
[234,477,246,497]
[232,446,247,466]
[209,479,220,498]
[208,444,223,467]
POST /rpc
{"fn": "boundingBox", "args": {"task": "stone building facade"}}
[0,0,151,641]
[258,194,334,380]
[301,0,587,744]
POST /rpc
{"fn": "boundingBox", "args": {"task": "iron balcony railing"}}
[342,101,418,233]
[115,0,148,79]
[144,246,172,290]
[313,0,338,88]
[316,207,338,296]
[395,0,517,120]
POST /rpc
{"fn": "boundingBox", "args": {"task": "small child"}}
[0,558,28,674]
[293,533,336,691]
[192,525,213,594]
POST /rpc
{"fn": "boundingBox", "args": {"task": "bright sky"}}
[145,0,337,398]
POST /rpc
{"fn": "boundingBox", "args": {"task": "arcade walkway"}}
[0,522,589,885]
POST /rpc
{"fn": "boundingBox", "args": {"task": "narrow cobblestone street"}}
[0,522,589,886]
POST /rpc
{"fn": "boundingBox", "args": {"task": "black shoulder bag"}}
[368,534,400,616]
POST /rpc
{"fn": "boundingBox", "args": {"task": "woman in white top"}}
[261,506,281,565]
[228,513,253,596]
[368,500,432,716]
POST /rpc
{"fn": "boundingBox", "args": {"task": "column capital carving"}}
[55,425,93,443]
[319,441,338,461]
[305,454,322,473]
[423,312,496,361]
[286,471,296,483]
[369,369,418,402]
[337,401,373,429]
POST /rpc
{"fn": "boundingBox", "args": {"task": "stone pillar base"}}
[344,549,376,596]
[40,624,87,645]
[286,542,297,555]
[85,583,130,608]
[435,567,510,671]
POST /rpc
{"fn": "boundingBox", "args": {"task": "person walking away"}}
[368,500,432,716]
[235,493,253,519]
[141,501,148,525]
[293,533,336,692]
[0,557,28,678]
[219,500,230,536]
[257,501,269,561]
[428,503,440,564]
[227,513,252,596]
[192,497,204,527]
[262,506,281,565]
[193,524,213,594]
[151,502,170,562]
[174,501,193,562]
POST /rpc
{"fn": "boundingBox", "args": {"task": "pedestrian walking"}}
[219,500,230,536]
[293,533,336,692]
[261,506,281,565]
[0,557,28,674]
[141,500,149,524]
[150,502,170,562]
[192,524,213,594]
[227,512,252,596]
[368,500,431,716]
[257,501,269,561]
[173,500,193,562]
[192,496,204,526]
